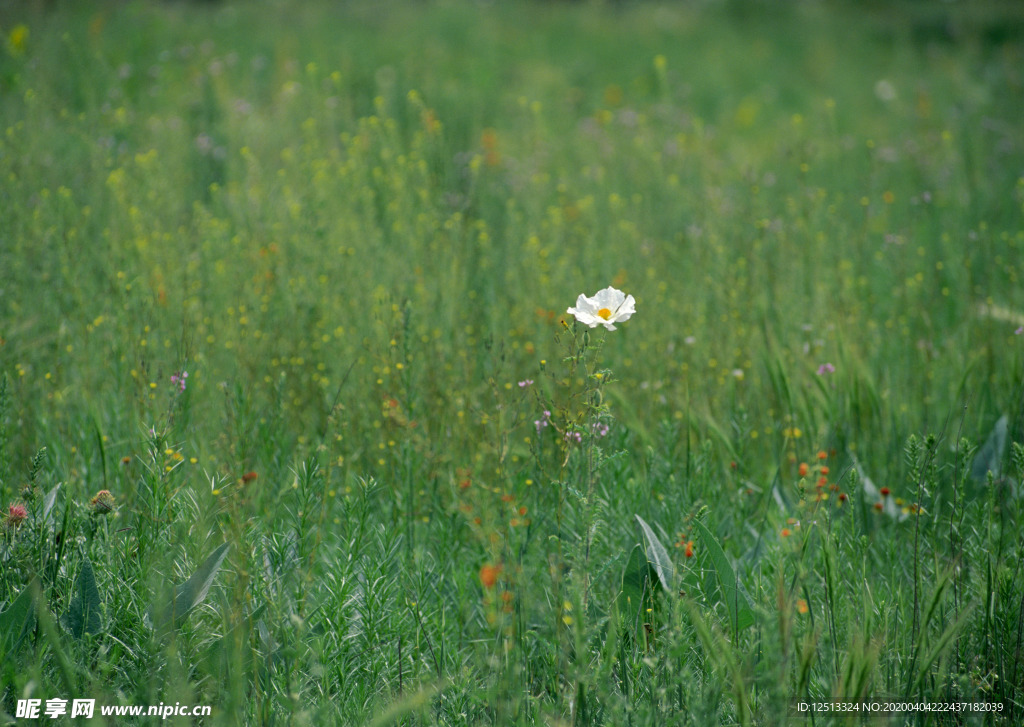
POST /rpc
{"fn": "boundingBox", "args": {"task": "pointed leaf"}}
[619,543,653,636]
[634,515,676,591]
[692,520,755,633]
[771,480,793,512]
[147,542,230,631]
[42,483,61,525]
[62,559,102,638]
[0,579,39,655]
[971,415,1008,482]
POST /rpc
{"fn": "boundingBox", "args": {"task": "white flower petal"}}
[592,287,625,309]
[567,307,599,327]
[567,286,636,329]
[571,293,594,312]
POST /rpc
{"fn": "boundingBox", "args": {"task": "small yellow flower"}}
[7,25,28,56]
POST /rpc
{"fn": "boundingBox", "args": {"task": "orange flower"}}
[796,599,809,614]
[820,466,829,475]
[879,487,891,496]
[816,451,827,460]
[798,463,809,477]
[242,471,258,483]
[479,563,501,588]
[873,501,884,512]
[481,128,500,166]
[781,528,792,537]
[684,541,694,558]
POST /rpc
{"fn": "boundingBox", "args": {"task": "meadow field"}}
[1,0,1024,724]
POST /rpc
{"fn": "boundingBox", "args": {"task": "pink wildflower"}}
[170,370,189,392]
[4,503,28,530]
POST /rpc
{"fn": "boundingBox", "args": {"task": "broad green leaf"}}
[62,558,102,638]
[42,483,61,525]
[971,414,1007,482]
[0,579,38,656]
[147,542,230,631]
[692,519,755,634]
[634,515,676,592]
[619,544,652,636]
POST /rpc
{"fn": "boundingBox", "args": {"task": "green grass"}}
[1,0,1023,724]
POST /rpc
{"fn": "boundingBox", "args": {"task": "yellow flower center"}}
[597,308,612,320]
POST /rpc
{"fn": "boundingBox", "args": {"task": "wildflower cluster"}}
[871,484,923,517]
[170,370,188,392]
[674,531,696,558]
[796,450,847,507]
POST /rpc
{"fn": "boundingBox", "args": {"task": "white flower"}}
[566,286,636,331]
